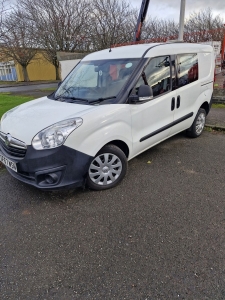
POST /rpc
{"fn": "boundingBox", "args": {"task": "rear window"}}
[177,54,198,87]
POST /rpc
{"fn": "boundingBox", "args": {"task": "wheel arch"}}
[105,140,130,158]
[200,101,210,115]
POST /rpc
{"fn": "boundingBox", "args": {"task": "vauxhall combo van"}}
[0,42,214,190]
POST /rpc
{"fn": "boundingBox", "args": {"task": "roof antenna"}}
[109,35,114,52]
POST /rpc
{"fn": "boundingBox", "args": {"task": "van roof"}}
[82,42,213,61]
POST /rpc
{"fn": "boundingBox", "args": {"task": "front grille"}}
[0,131,27,158]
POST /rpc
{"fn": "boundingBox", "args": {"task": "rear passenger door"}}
[170,53,199,135]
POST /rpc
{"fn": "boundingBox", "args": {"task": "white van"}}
[0,42,214,190]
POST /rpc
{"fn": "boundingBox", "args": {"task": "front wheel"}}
[186,108,206,138]
[86,144,127,190]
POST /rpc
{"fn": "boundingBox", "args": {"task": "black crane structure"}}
[133,0,150,42]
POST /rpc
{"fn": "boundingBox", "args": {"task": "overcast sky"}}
[5,0,225,22]
[130,0,225,22]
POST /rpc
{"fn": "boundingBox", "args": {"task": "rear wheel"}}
[186,108,206,138]
[87,144,127,190]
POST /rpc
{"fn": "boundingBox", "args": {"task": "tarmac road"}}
[1,131,225,299]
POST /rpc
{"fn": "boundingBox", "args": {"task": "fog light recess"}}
[35,167,65,187]
[45,173,59,184]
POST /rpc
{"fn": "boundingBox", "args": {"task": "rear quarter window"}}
[198,52,213,80]
[177,53,198,87]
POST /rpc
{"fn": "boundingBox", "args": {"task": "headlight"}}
[32,118,83,150]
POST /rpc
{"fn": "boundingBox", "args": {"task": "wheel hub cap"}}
[196,113,206,135]
[103,166,109,173]
[89,153,122,186]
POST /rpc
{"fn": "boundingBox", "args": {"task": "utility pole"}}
[178,0,186,41]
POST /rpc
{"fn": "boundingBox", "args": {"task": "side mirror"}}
[138,84,153,101]
[128,94,139,103]
[128,85,153,103]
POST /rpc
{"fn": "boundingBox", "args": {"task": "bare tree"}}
[20,0,90,80]
[141,18,179,41]
[0,0,6,22]
[1,8,38,81]
[184,8,225,43]
[0,0,9,38]
[89,0,136,51]
[134,8,224,44]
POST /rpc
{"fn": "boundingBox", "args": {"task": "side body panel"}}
[170,80,199,135]
[129,91,176,159]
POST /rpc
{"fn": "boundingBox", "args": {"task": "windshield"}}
[55,58,140,102]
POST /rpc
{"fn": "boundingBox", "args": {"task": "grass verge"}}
[0,81,23,85]
[212,103,225,109]
[204,125,225,133]
[40,88,56,92]
[0,93,34,118]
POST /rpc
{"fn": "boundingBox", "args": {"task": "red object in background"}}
[134,0,150,42]
[222,33,225,63]
[222,25,225,65]
[109,65,118,80]
[188,63,198,82]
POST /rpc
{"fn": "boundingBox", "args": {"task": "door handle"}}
[177,95,180,108]
[171,97,175,111]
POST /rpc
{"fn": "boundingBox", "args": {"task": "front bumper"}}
[1,144,93,190]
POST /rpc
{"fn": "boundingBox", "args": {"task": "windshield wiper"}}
[55,96,90,103]
[68,97,90,102]
[89,96,116,103]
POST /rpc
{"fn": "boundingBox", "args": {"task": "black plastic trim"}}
[2,145,93,190]
[141,43,165,59]
[171,97,175,111]
[0,139,26,157]
[177,95,181,109]
[140,112,194,142]
[201,81,213,86]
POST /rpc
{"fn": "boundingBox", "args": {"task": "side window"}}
[177,54,198,87]
[133,56,171,97]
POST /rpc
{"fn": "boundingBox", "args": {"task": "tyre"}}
[86,144,127,190]
[186,108,206,138]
